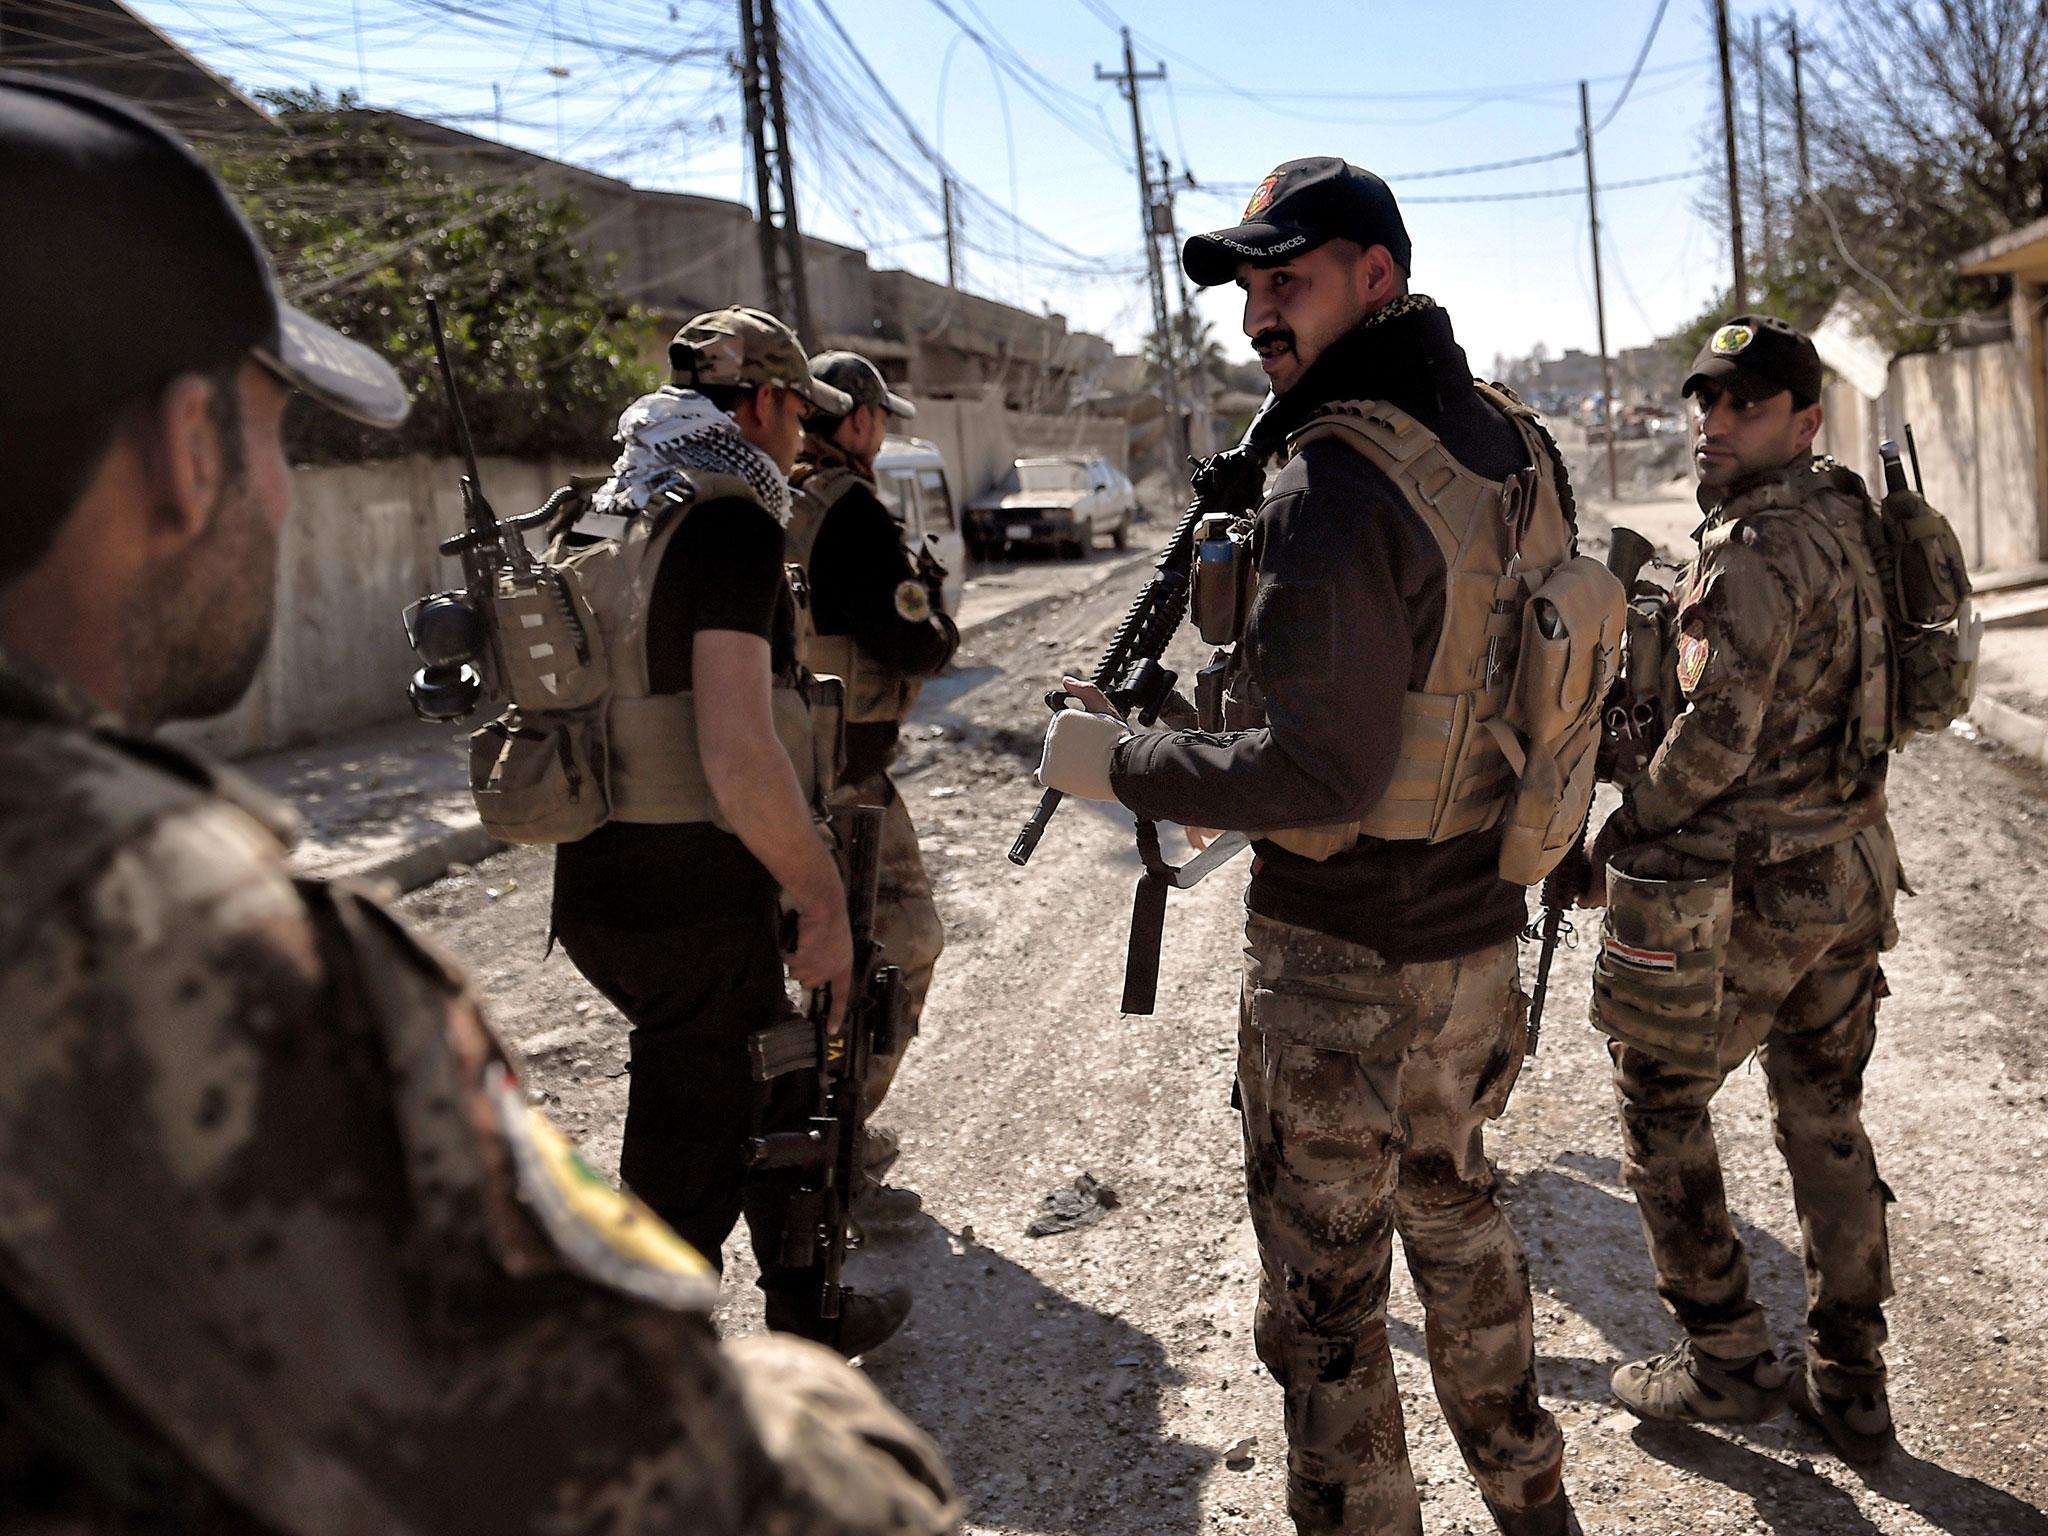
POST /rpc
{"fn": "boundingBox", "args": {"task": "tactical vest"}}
[559,468,838,827]
[1223,385,1615,877]
[786,457,925,726]
[471,475,839,847]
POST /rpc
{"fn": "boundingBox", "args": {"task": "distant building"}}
[0,0,273,134]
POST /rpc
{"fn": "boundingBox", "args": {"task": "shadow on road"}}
[853,1215,1211,1536]
[1630,1419,2048,1536]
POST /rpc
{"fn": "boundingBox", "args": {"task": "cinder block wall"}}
[1888,342,2040,571]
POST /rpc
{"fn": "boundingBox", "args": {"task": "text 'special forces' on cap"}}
[0,70,410,430]
[1182,157,1412,289]
[1682,315,1825,405]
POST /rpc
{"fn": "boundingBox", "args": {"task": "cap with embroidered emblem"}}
[1182,156,1411,288]
[1682,313,1823,405]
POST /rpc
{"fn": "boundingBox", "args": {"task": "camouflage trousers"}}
[1238,914,1563,1536]
[1609,835,1895,1395]
[831,773,943,1117]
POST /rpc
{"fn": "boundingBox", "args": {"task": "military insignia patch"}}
[1604,935,1678,972]
[487,1067,719,1312]
[1710,323,1754,356]
[894,579,932,622]
[1244,174,1282,220]
[1677,630,1711,694]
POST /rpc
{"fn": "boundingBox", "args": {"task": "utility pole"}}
[1579,81,1620,501]
[737,0,812,343]
[1754,15,1772,278]
[1159,153,1201,450]
[1715,0,1748,309]
[1786,13,1810,196]
[942,176,959,289]
[1097,29,1186,488]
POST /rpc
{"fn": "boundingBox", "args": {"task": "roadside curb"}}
[956,551,1149,643]
[1968,687,2048,770]
[348,820,505,896]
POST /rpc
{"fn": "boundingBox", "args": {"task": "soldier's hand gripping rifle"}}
[1008,410,1273,1014]
[745,805,904,1336]
[1524,525,1658,1053]
[399,295,600,721]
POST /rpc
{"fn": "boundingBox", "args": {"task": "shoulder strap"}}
[785,463,860,574]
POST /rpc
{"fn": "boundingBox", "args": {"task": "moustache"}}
[1251,328,1294,356]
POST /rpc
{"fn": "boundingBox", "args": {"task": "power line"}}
[1589,0,1672,132]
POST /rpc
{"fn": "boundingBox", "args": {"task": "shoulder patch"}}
[486,1067,719,1314]
[893,579,932,623]
[1676,630,1711,694]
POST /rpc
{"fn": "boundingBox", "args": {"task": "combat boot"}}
[861,1122,901,1178]
[765,1284,913,1360]
[1789,1358,1894,1466]
[852,1174,923,1225]
[1611,1338,1790,1423]
[1484,1489,1583,1536]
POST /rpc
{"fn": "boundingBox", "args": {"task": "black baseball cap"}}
[0,71,409,431]
[1183,157,1412,288]
[809,351,916,419]
[1682,315,1823,406]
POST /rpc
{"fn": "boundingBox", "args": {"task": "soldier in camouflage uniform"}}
[1039,159,1578,1536]
[1587,315,1903,1466]
[0,73,958,1533]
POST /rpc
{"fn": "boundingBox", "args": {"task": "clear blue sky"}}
[138,0,1833,368]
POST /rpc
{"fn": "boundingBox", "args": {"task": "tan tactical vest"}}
[786,457,925,726]
[1232,385,1576,861]
[559,469,838,828]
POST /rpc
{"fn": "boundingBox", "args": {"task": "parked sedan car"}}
[966,456,1138,559]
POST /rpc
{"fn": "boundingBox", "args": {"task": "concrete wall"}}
[1887,342,2041,571]
[168,454,600,760]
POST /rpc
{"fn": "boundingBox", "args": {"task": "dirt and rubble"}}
[404,506,2048,1536]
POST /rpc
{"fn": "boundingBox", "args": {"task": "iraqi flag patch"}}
[1676,630,1710,694]
[1604,936,1679,972]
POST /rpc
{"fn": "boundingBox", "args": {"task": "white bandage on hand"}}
[1035,709,1130,801]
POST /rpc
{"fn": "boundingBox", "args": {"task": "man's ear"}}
[1361,244,1405,308]
[151,373,231,540]
[1792,400,1824,454]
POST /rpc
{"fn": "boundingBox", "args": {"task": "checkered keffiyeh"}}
[593,386,791,526]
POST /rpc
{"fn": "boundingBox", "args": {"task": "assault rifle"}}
[746,804,904,1335]
[400,295,596,722]
[1008,404,1274,1015]
[1525,525,1658,1052]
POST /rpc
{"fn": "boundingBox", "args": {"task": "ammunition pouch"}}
[1490,553,1627,885]
[1874,488,1969,629]
[805,632,922,726]
[1590,853,1734,1073]
[1893,624,1972,737]
[470,707,610,845]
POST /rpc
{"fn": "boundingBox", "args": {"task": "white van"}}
[871,435,967,616]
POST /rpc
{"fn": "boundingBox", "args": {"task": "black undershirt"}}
[553,498,794,929]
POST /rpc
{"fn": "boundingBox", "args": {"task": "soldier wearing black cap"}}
[1036,155,1580,1536]
[787,351,958,1215]
[1586,315,1906,1468]
[0,73,957,1534]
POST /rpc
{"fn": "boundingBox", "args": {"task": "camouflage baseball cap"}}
[668,307,853,414]
[808,350,916,419]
